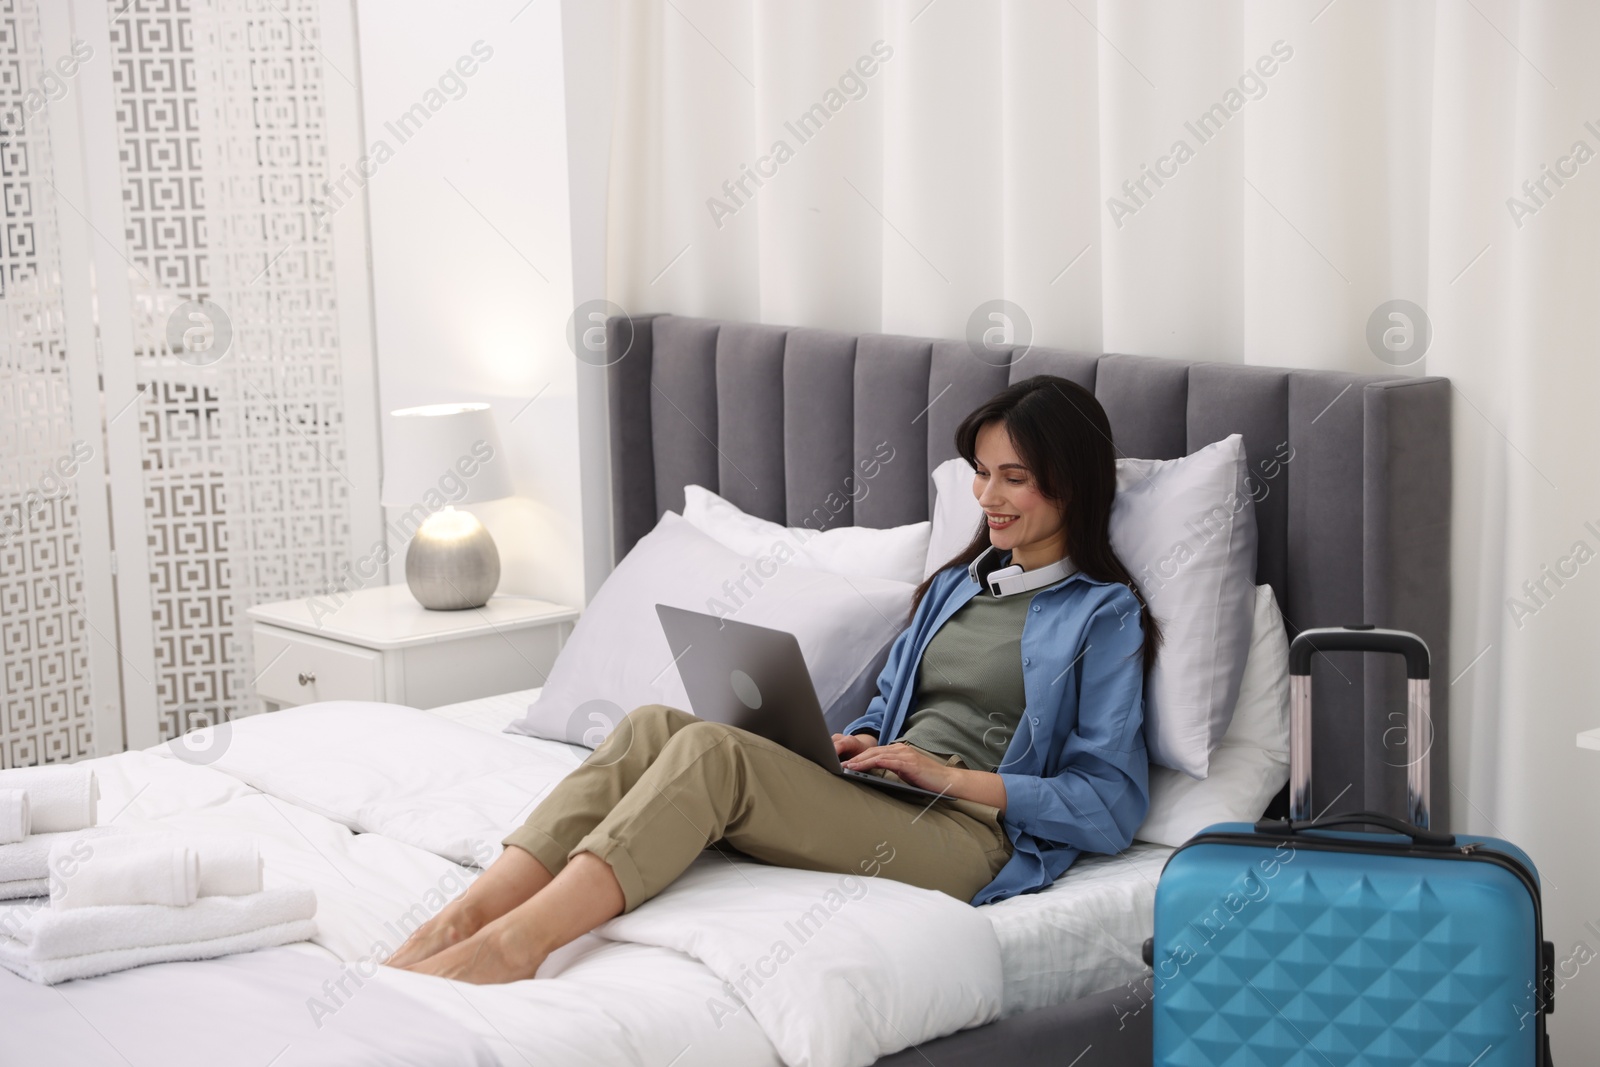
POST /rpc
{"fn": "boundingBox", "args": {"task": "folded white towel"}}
[49,835,198,910]
[0,896,44,942]
[0,826,122,883]
[0,917,318,985]
[0,790,29,845]
[0,885,317,960]
[0,879,47,901]
[0,767,97,833]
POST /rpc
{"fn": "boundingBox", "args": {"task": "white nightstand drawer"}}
[247,587,577,713]
[253,626,384,706]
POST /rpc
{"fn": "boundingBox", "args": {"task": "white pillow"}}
[1134,584,1290,846]
[1113,437,1258,777]
[506,511,914,746]
[924,436,1258,779]
[683,484,930,586]
[923,462,984,578]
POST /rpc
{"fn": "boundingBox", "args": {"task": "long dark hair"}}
[911,375,1163,674]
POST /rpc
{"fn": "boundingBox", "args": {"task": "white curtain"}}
[594,1,1600,1053]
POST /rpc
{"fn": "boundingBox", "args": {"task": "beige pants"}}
[503,704,1014,913]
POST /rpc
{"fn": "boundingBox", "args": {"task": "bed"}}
[1,314,1451,1066]
[0,690,1170,1066]
[603,313,1453,1065]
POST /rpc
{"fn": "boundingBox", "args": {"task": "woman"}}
[386,374,1160,984]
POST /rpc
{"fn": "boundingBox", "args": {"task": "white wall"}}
[560,0,619,602]
[353,0,585,610]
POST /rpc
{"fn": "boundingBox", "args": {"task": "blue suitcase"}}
[1145,626,1555,1066]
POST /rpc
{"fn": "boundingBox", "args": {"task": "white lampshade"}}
[380,403,513,508]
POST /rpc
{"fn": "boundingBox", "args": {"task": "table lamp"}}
[381,403,514,610]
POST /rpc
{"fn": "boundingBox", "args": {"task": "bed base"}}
[875,984,1149,1066]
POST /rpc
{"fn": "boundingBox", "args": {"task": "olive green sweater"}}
[896,588,1031,773]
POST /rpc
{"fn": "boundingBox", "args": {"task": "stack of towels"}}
[0,765,317,984]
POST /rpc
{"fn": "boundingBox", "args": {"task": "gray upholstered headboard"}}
[604,314,1452,828]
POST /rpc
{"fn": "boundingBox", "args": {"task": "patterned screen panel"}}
[0,0,96,766]
[112,0,352,739]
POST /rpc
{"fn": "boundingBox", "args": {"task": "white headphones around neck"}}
[967,545,1077,597]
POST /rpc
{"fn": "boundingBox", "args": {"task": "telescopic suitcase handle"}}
[1287,625,1432,829]
[1252,810,1455,848]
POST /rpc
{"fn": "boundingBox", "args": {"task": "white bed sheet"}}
[1,942,502,1067]
[432,687,1172,1019]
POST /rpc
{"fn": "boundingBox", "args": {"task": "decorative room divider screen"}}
[0,0,381,767]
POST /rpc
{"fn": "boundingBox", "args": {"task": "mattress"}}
[428,688,1171,1018]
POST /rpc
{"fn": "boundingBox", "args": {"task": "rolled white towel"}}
[0,826,122,883]
[185,835,264,898]
[0,767,97,833]
[0,790,29,845]
[49,834,198,911]
[0,885,317,960]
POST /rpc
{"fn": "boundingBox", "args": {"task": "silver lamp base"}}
[405,506,501,610]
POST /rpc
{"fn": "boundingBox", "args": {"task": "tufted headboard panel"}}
[604,314,1452,827]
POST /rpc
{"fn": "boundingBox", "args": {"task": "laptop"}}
[655,604,953,804]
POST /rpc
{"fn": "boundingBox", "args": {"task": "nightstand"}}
[245,585,578,712]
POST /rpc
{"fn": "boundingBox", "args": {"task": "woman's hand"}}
[831,732,876,759]
[841,742,965,798]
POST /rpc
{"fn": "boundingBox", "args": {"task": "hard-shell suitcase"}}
[1145,626,1555,1066]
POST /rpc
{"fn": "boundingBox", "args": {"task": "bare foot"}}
[385,903,478,970]
[402,920,547,984]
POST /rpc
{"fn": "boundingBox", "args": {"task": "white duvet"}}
[5,704,1006,1067]
[439,688,1171,1021]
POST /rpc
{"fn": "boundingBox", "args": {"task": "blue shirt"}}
[841,555,1150,907]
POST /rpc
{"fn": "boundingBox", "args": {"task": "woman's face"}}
[971,421,1067,564]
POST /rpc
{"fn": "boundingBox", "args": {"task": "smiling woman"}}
[386,374,1163,983]
[831,374,1162,905]
[971,421,1065,566]
[909,374,1163,673]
